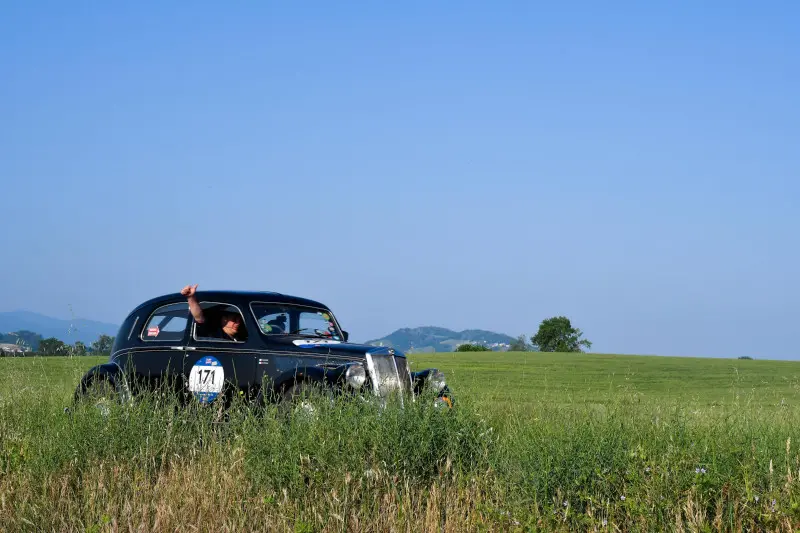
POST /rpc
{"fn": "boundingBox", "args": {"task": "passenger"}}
[180,284,245,341]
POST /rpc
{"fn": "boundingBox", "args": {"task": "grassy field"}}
[4,351,800,408]
[410,351,800,408]
[2,352,800,531]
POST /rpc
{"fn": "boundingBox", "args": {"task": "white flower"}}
[620,495,626,501]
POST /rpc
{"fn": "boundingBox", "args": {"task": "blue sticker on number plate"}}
[189,356,224,403]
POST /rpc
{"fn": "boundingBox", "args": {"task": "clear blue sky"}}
[1,1,798,358]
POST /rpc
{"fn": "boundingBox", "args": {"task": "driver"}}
[180,284,244,342]
[266,314,287,333]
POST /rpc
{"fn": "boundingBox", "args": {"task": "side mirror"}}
[342,331,349,342]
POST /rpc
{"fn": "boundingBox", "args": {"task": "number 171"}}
[198,369,215,384]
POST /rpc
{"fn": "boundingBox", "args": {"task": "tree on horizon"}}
[531,316,592,353]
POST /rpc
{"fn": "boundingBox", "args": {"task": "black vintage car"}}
[74,290,452,411]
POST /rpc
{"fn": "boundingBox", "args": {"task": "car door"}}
[183,301,258,405]
[129,302,191,396]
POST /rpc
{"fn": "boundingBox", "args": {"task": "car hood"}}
[282,338,404,359]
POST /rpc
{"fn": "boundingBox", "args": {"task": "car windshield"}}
[250,303,343,340]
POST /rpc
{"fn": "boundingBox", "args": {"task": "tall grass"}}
[2,382,800,531]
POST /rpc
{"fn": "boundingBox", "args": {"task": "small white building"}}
[0,343,30,354]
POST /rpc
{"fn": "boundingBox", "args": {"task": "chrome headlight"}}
[345,364,367,389]
[427,370,446,392]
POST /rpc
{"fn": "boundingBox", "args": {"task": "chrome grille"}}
[394,356,413,394]
[366,353,406,400]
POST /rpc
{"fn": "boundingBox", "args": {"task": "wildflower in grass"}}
[755,496,760,502]
[620,495,626,501]
[602,519,608,526]
[645,466,651,473]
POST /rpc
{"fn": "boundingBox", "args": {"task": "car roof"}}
[129,290,331,316]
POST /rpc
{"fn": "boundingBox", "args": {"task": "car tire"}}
[279,380,331,419]
[76,378,120,417]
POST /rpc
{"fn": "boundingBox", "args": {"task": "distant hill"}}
[0,311,120,346]
[365,326,515,353]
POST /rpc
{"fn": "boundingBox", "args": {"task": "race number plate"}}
[188,356,224,403]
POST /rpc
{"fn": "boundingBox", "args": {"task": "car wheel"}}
[78,379,119,417]
[280,381,330,419]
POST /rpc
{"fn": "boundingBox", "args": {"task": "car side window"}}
[192,302,249,343]
[141,303,190,342]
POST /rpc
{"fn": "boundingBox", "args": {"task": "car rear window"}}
[141,303,190,342]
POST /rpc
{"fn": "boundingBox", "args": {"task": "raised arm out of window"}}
[180,284,206,323]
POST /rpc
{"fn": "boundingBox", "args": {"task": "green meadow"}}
[2,352,800,531]
[410,351,800,408]
[4,351,800,407]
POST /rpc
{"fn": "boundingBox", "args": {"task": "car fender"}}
[73,362,130,403]
[411,368,452,398]
[410,368,438,394]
